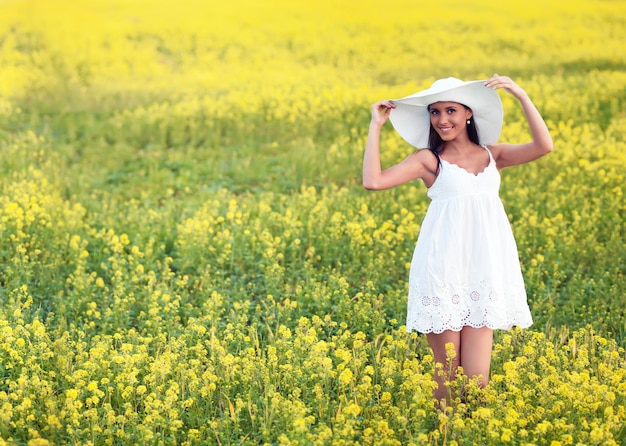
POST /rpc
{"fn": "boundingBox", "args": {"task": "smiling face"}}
[428,101,473,142]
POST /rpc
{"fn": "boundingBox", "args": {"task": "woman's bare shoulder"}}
[408,149,439,185]
[410,148,439,170]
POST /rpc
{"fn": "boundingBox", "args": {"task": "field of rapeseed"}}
[0,0,625,444]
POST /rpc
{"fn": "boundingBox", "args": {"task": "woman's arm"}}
[362,100,435,190]
[485,74,554,168]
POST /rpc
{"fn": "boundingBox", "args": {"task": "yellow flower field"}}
[0,0,625,444]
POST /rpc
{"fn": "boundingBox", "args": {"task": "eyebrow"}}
[429,105,459,111]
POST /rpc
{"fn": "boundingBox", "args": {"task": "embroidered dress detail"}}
[406,147,532,334]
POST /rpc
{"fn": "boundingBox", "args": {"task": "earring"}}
[467,119,471,124]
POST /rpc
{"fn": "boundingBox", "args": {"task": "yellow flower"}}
[475,407,491,419]
[65,389,79,401]
[338,368,353,387]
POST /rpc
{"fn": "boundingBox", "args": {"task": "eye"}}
[430,109,439,115]
[447,108,456,114]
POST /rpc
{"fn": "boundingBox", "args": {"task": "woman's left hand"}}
[484,73,528,100]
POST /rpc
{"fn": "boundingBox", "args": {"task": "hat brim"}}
[388,80,503,149]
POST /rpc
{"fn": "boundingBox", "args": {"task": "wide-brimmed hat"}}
[388,77,503,148]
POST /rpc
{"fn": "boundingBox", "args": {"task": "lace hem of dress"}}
[406,280,532,334]
[406,316,533,334]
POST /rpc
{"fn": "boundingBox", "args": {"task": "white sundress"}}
[406,146,533,334]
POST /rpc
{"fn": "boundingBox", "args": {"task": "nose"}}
[433,113,448,125]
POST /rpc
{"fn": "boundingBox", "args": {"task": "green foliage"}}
[0,0,625,444]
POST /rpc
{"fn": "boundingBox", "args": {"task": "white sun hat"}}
[388,77,504,148]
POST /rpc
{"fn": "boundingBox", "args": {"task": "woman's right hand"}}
[370,100,396,127]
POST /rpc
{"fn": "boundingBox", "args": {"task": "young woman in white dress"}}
[362,74,553,406]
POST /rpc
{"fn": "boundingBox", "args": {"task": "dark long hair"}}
[427,103,480,158]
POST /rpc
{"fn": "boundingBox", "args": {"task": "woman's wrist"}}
[369,120,384,131]
[514,89,530,102]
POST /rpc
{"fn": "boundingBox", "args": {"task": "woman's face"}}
[428,101,473,141]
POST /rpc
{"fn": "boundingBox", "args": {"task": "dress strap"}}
[482,144,494,161]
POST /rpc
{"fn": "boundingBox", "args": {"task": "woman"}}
[362,74,553,406]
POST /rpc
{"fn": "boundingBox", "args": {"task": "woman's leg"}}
[426,330,461,405]
[426,326,494,406]
[460,326,494,389]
